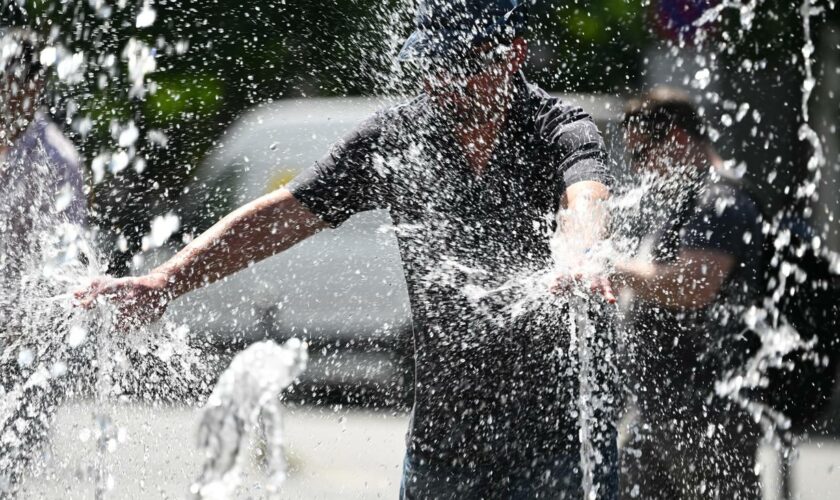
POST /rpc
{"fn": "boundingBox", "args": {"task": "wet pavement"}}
[18,402,840,499]
[20,403,408,499]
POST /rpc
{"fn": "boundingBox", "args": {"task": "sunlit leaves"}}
[145,73,223,123]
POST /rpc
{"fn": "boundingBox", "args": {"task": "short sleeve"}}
[680,187,762,260]
[534,101,612,188]
[287,113,387,227]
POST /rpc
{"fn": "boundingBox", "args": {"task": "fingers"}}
[74,277,124,309]
[550,272,583,295]
[72,275,168,331]
[74,277,107,309]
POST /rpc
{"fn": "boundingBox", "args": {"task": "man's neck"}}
[453,80,516,175]
[672,142,721,181]
[455,116,505,175]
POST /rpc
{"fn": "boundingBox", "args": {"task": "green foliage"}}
[528,0,650,92]
[145,74,224,123]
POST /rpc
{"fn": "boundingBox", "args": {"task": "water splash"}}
[0,141,208,495]
[191,338,308,500]
[687,0,836,447]
[450,187,645,498]
[3,1,838,497]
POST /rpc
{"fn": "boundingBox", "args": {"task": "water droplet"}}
[118,122,139,148]
[17,349,34,368]
[67,324,88,348]
[694,68,711,89]
[136,1,157,28]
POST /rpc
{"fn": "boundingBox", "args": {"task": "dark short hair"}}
[1,28,44,82]
[623,87,708,143]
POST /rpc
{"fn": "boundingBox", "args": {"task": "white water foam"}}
[191,339,308,500]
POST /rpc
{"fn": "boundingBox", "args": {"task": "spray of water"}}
[453,186,653,499]
[191,338,308,500]
[0,138,209,495]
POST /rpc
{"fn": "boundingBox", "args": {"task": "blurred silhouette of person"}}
[614,87,766,499]
[77,0,621,497]
[0,26,86,493]
[0,27,85,280]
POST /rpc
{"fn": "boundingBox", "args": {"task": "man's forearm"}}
[152,188,327,300]
[560,180,610,250]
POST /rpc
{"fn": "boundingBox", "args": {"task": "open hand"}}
[74,272,172,328]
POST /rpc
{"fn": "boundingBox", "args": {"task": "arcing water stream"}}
[692,0,838,448]
[192,339,308,500]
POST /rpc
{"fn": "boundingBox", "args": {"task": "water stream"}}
[191,339,307,500]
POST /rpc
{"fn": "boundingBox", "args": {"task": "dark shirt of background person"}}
[614,87,766,500]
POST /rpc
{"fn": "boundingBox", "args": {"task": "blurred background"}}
[3,0,840,498]
[6,0,838,399]
[3,0,836,264]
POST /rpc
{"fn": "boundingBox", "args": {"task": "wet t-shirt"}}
[629,175,765,421]
[289,73,611,463]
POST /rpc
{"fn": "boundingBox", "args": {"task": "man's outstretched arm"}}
[553,180,616,303]
[155,188,326,297]
[76,188,327,324]
[560,180,610,249]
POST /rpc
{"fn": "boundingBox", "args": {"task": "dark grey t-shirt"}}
[289,74,611,463]
[629,175,765,421]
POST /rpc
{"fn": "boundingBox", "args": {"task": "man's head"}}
[399,0,531,117]
[1,28,46,145]
[623,87,711,176]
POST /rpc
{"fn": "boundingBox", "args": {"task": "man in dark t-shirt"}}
[78,1,618,497]
[290,71,615,495]
[614,88,765,499]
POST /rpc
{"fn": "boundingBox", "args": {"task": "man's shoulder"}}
[517,80,600,144]
[348,95,428,138]
[524,82,583,115]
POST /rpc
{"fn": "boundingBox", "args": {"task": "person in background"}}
[0,27,86,276]
[614,87,765,499]
[0,27,86,493]
[77,0,620,497]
